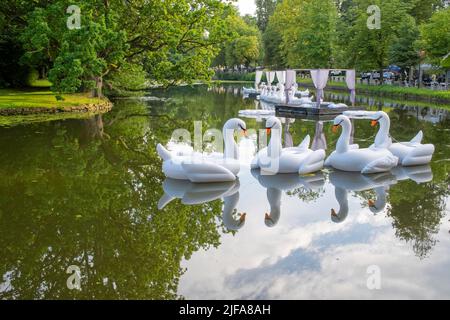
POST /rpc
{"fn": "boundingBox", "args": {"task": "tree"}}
[18,0,234,95]
[214,14,262,68]
[388,15,420,84]
[419,8,450,84]
[256,0,279,31]
[262,18,286,68]
[344,0,413,84]
[407,0,443,23]
[0,0,47,87]
[267,0,337,68]
[335,0,358,68]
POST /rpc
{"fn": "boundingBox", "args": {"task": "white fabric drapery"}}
[276,71,286,85]
[285,70,296,103]
[255,70,263,89]
[345,70,356,106]
[266,71,276,85]
[311,69,330,107]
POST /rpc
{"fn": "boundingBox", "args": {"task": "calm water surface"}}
[0,84,449,299]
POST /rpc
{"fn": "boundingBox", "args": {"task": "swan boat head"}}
[223,118,248,136]
[265,116,282,135]
[332,115,351,131]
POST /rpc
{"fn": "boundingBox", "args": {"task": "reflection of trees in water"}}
[387,180,448,259]
[287,188,324,203]
[0,100,226,299]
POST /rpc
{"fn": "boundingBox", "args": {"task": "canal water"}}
[0,84,449,299]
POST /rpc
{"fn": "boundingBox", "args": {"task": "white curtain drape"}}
[276,71,286,85]
[311,69,329,107]
[345,70,356,106]
[255,70,263,89]
[266,71,276,85]
[285,70,296,103]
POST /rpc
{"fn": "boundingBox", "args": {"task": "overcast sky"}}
[237,0,256,16]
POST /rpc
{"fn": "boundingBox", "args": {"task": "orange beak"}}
[266,128,271,135]
[331,209,338,217]
[332,125,340,133]
[239,213,247,225]
[241,129,248,137]
[368,199,375,207]
[371,120,378,127]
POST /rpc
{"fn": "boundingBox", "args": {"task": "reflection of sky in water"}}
[179,172,450,299]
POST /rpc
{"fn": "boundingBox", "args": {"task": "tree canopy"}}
[2,0,236,94]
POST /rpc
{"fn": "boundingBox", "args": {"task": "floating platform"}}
[275,103,365,121]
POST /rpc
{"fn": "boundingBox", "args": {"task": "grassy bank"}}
[297,78,450,102]
[212,72,449,103]
[0,89,107,109]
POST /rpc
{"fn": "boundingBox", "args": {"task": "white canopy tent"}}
[276,71,286,85]
[298,68,357,107]
[255,70,263,89]
[261,68,357,107]
[310,69,330,107]
[266,71,276,86]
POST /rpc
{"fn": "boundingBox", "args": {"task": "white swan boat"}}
[242,87,260,95]
[344,111,435,166]
[325,115,398,173]
[259,83,313,105]
[251,117,325,175]
[157,118,247,183]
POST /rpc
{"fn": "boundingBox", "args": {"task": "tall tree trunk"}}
[446,69,449,88]
[379,68,384,86]
[418,65,423,88]
[93,76,103,98]
[409,67,414,86]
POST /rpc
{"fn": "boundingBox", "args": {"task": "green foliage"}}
[344,0,412,73]
[287,0,337,68]
[106,62,148,94]
[442,54,450,69]
[407,0,444,23]
[12,0,233,93]
[264,0,337,68]
[213,14,262,68]
[213,72,256,81]
[419,8,450,67]
[388,15,420,69]
[134,0,234,85]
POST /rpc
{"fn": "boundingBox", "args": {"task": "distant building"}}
[444,0,450,8]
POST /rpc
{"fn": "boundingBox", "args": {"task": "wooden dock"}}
[275,103,364,121]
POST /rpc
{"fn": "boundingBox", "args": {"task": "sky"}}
[237,0,257,16]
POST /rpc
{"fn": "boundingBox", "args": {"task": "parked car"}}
[360,72,372,80]
[330,70,344,76]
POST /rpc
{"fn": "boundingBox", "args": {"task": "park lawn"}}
[0,89,106,109]
[29,79,52,88]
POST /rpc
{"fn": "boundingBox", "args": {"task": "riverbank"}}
[0,89,113,116]
[211,77,450,104]
[297,79,450,104]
